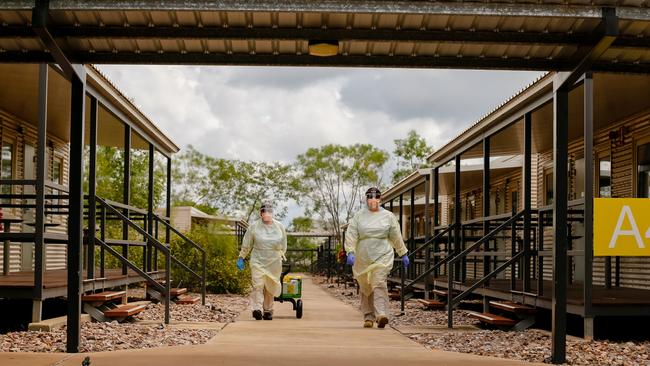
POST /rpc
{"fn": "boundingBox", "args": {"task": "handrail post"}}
[165,249,171,325]
[447,261,453,328]
[202,251,207,306]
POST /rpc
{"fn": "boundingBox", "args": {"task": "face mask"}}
[261,210,273,222]
[367,198,380,211]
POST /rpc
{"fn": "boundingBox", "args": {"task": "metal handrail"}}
[152,213,205,254]
[448,210,525,267]
[152,212,206,305]
[95,237,166,294]
[393,224,455,282]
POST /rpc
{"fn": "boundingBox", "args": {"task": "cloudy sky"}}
[97,65,543,222]
[98,65,543,164]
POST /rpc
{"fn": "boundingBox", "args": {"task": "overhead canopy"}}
[0,1,648,71]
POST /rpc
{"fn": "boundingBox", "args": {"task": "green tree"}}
[296,144,389,240]
[392,130,433,184]
[172,145,302,222]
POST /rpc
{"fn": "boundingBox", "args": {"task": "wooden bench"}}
[103,303,148,319]
[82,290,126,303]
[468,311,517,327]
[489,301,537,315]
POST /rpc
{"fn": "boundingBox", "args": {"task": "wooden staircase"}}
[82,290,149,322]
[468,300,537,331]
[146,281,198,304]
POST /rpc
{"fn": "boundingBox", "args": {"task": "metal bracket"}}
[554,7,618,92]
[32,0,85,81]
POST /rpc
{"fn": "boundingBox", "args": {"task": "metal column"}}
[424,174,431,299]
[583,73,595,338]
[523,113,533,292]
[147,144,155,272]
[482,138,490,312]
[433,168,439,276]
[32,64,48,323]
[86,96,98,279]
[67,68,86,353]
[409,187,415,280]
[454,155,461,281]
[122,125,131,275]
[551,79,569,365]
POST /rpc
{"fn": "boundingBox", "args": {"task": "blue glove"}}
[346,253,355,266]
[402,255,410,268]
[236,257,245,271]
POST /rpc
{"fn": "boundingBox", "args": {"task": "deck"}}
[390,276,650,317]
[0,269,166,299]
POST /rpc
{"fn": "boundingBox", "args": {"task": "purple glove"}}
[346,253,355,266]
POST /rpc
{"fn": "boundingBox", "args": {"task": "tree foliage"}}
[172,145,301,222]
[391,130,433,184]
[296,144,389,240]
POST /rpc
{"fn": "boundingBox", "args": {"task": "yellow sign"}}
[594,198,650,256]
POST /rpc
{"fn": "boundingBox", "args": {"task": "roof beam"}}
[38,1,650,21]
[47,26,596,46]
[2,25,648,49]
[31,0,84,81]
[0,50,647,73]
[555,7,619,91]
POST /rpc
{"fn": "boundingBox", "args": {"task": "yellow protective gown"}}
[344,207,408,295]
[239,219,287,297]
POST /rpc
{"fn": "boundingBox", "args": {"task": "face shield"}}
[365,188,381,210]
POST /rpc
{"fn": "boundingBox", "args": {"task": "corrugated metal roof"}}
[0,1,647,70]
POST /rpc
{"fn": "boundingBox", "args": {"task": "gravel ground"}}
[0,293,248,353]
[0,322,217,353]
[316,277,477,326]
[316,276,650,365]
[135,293,249,323]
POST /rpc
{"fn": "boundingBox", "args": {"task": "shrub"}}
[170,224,250,295]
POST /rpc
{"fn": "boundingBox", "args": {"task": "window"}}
[598,156,611,198]
[637,142,650,198]
[1,142,13,202]
[52,158,62,184]
[511,190,518,213]
[544,172,554,205]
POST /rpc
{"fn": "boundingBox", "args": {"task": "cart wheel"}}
[296,299,303,319]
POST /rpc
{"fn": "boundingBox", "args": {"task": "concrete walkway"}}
[2,275,543,366]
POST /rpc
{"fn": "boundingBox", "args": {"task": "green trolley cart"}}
[275,264,303,319]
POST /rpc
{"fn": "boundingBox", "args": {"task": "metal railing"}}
[152,213,207,306]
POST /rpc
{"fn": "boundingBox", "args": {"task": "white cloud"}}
[97,65,543,223]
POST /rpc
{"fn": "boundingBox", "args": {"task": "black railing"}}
[152,213,206,306]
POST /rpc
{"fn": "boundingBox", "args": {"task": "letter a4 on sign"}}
[594,198,650,256]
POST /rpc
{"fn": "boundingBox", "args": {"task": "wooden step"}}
[489,301,537,315]
[103,303,148,318]
[170,288,187,297]
[388,291,401,300]
[416,299,445,310]
[432,289,455,297]
[175,295,200,304]
[468,311,517,326]
[82,290,126,302]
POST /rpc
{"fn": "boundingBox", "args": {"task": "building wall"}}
[536,108,650,289]
[0,108,70,273]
